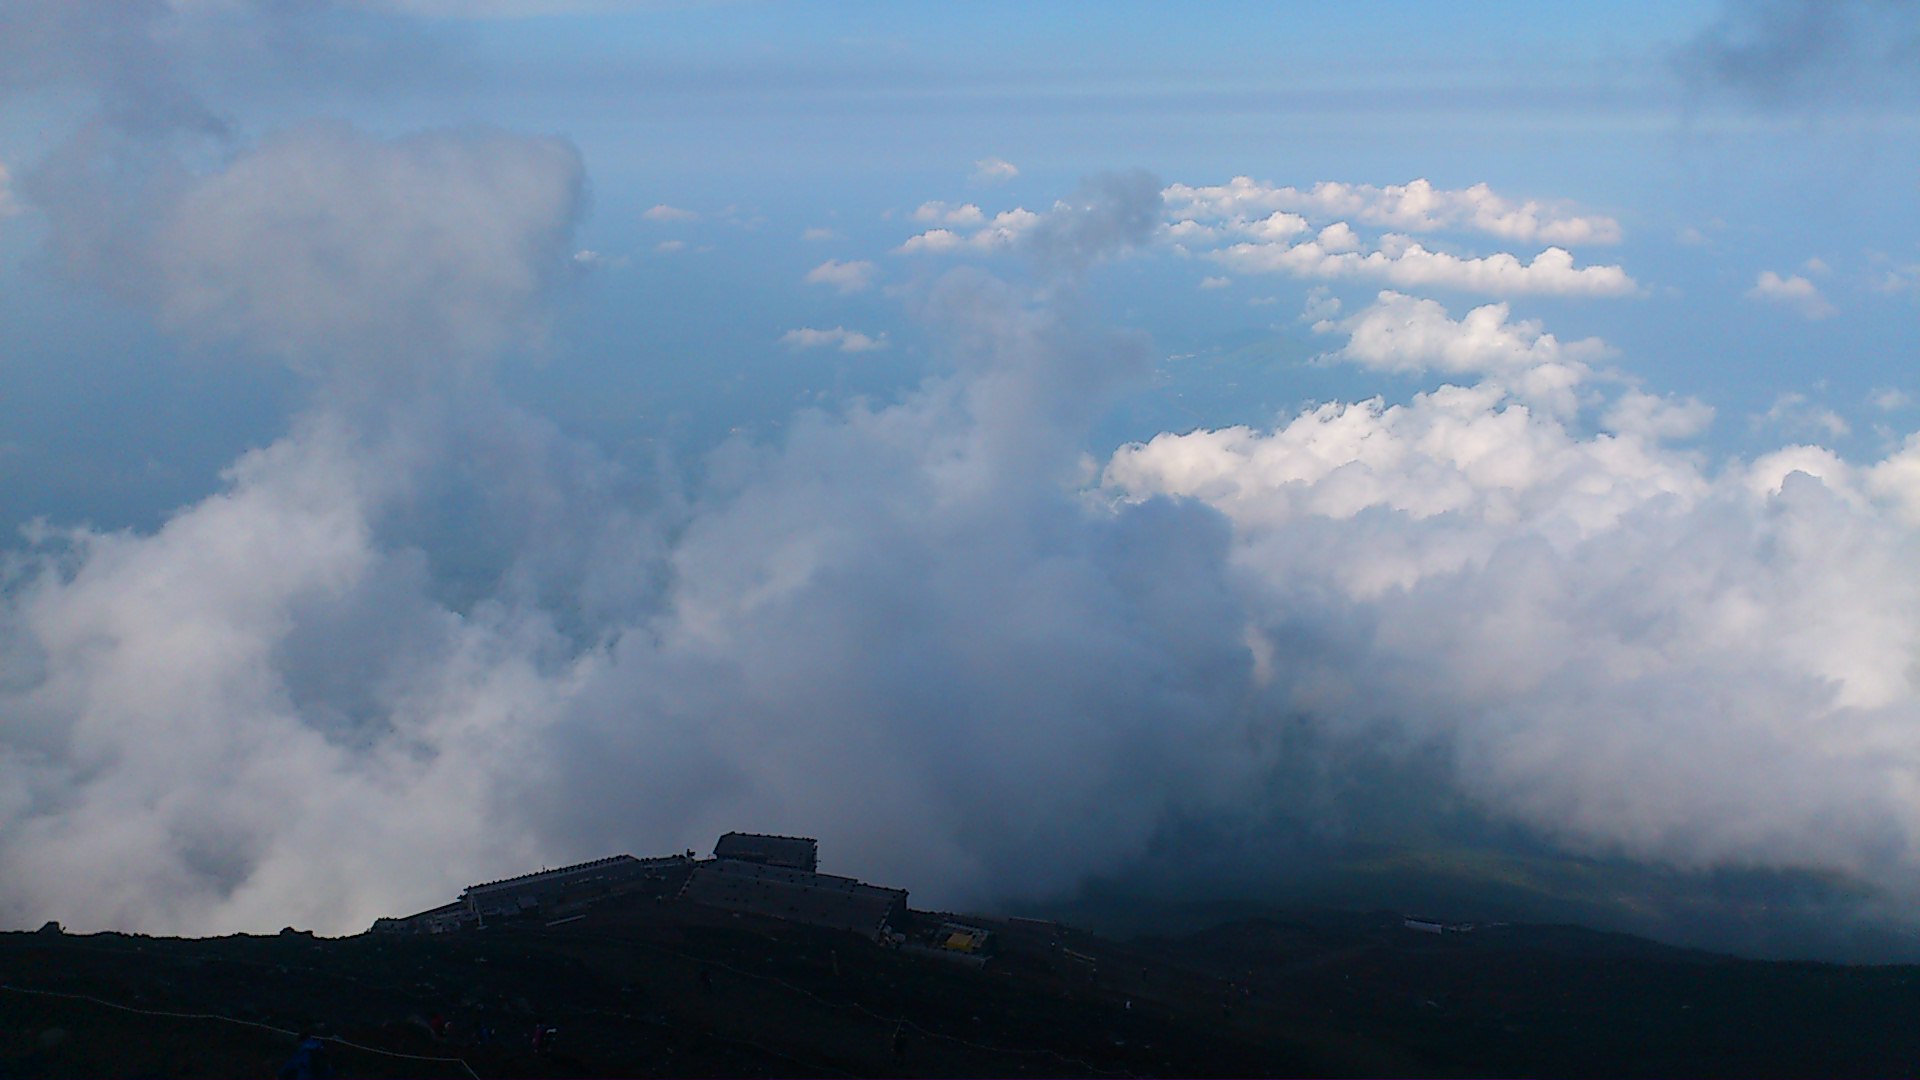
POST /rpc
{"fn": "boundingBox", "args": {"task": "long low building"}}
[370,833,903,938]
[463,853,691,919]
[712,832,819,872]
[374,853,693,932]
[678,858,908,941]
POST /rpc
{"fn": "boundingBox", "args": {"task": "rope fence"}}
[0,982,481,1079]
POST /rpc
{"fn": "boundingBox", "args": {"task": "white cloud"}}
[1757,391,1851,439]
[1164,176,1623,245]
[896,228,964,254]
[1871,263,1920,295]
[571,248,627,271]
[1105,374,1920,913]
[1325,291,1610,374]
[1320,291,1611,414]
[1300,287,1340,323]
[780,326,888,352]
[0,264,1261,934]
[1216,237,1638,298]
[1314,221,1362,253]
[1871,388,1912,412]
[1868,433,1920,526]
[12,119,1920,958]
[1106,384,1708,554]
[971,157,1019,184]
[1199,275,1231,289]
[896,173,1162,271]
[801,226,840,242]
[0,408,609,933]
[654,239,685,253]
[1164,219,1220,247]
[912,201,986,226]
[1601,389,1716,441]
[643,203,698,222]
[897,208,1041,254]
[1238,211,1311,243]
[803,258,879,295]
[1747,271,1838,319]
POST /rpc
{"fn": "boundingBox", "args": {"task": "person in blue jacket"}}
[277,1034,334,1079]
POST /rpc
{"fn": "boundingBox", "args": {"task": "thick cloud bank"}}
[4,42,1919,954]
[1106,325,1920,936]
[0,158,1278,935]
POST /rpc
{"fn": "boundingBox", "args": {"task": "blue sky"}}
[1,2,1919,956]
[3,0,1904,526]
[4,1,1914,534]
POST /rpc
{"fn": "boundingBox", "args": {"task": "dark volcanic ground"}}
[4,895,1920,1078]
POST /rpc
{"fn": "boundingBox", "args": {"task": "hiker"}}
[276,1035,334,1079]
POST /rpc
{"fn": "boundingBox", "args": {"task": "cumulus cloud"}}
[1869,434,1920,526]
[803,258,879,295]
[1874,267,1920,295]
[897,208,1041,255]
[1748,270,1838,319]
[971,156,1018,184]
[1871,388,1913,413]
[780,326,888,352]
[0,393,680,933]
[1200,276,1231,290]
[1217,236,1637,298]
[1323,290,1610,376]
[1318,290,1612,414]
[0,244,1273,937]
[1164,176,1623,246]
[643,203,698,222]
[895,171,1162,272]
[1104,374,1920,943]
[1602,389,1717,442]
[1757,391,1851,440]
[14,0,1240,938]
[912,201,986,226]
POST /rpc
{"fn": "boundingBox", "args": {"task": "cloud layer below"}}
[2,20,1917,959]
[901,175,1637,299]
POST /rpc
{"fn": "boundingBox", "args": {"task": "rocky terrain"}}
[5,895,1920,1078]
